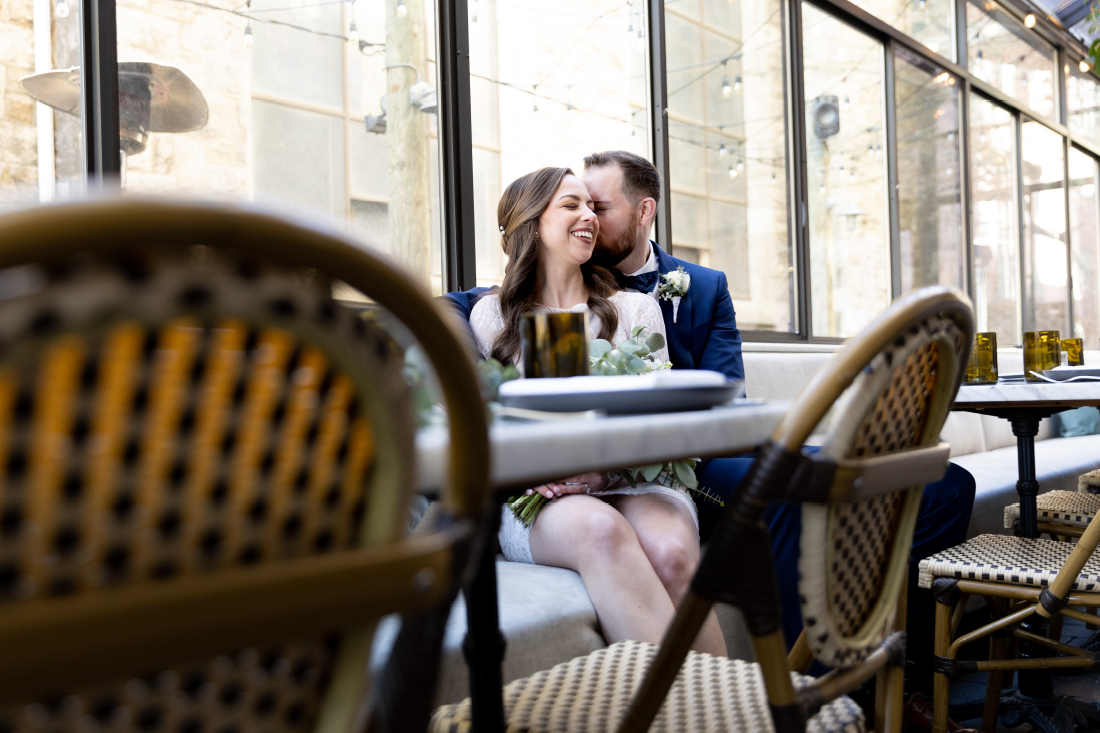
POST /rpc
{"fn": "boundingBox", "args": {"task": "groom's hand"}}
[525,471,609,500]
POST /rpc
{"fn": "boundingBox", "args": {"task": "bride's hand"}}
[525,471,610,500]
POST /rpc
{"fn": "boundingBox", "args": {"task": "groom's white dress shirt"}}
[623,243,660,301]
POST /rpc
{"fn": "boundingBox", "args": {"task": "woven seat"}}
[1003,490,1100,532]
[430,640,864,733]
[1079,468,1100,494]
[918,534,1100,591]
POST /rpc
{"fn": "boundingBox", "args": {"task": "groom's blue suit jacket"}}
[441,243,745,381]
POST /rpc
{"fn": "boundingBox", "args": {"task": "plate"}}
[1042,366,1100,381]
[498,370,745,414]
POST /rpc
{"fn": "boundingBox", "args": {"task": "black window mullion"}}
[788,0,812,340]
[647,0,672,252]
[885,39,901,299]
[437,0,477,293]
[81,0,121,188]
[960,80,975,299]
[1017,111,1030,335]
[1065,134,1075,336]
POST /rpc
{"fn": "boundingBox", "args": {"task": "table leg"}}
[1009,417,1054,700]
[1010,417,1040,540]
[463,505,506,733]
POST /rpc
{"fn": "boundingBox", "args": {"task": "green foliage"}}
[588,324,672,375]
[478,358,520,401]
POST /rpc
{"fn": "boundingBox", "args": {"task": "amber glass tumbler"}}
[966,332,998,384]
[1024,330,1060,381]
[1063,337,1084,366]
[520,311,589,378]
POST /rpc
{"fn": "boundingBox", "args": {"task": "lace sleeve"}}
[469,295,506,361]
[613,293,670,364]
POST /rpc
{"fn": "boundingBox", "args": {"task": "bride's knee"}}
[578,505,639,556]
[648,536,698,594]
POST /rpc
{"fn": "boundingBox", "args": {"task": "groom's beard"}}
[591,209,640,269]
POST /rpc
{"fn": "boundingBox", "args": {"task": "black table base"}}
[463,502,506,732]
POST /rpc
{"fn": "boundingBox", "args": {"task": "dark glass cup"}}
[966,332,998,384]
[520,311,589,378]
[1063,337,1084,366]
[1023,330,1060,381]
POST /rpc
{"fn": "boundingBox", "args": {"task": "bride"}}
[470,167,726,656]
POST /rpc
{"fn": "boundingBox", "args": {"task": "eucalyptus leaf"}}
[609,350,626,369]
[672,460,698,489]
[624,354,647,374]
[638,464,663,482]
[622,470,637,489]
[631,324,646,339]
[590,339,612,358]
[618,341,644,355]
[646,333,665,351]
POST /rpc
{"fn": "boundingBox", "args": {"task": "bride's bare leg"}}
[610,493,728,657]
[529,494,676,645]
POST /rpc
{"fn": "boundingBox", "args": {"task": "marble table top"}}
[954,380,1100,410]
[415,399,789,492]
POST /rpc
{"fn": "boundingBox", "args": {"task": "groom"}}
[442,151,974,697]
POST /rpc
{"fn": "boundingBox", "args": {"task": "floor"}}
[948,615,1100,731]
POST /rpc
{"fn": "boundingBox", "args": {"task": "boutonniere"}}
[658,266,691,323]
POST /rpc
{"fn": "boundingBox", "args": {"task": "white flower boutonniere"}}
[658,266,691,323]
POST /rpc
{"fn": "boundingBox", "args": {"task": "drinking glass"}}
[1063,337,1084,366]
[1023,330,1060,381]
[966,332,998,384]
[520,311,589,378]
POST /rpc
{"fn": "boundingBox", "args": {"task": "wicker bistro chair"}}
[430,286,974,733]
[0,201,490,733]
[1003,490,1100,540]
[919,497,1100,730]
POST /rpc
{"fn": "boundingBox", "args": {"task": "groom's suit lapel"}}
[654,243,692,350]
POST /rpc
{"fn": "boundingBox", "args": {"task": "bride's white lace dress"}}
[470,290,699,564]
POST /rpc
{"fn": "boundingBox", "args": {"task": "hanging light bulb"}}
[976,49,983,63]
[1024,13,1036,28]
[728,163,738,179]
[244,23,254,48]
[770,172,777,185]
[721,77,732,97]
[637,28,645,50]
[919,0,926,9]
[55,0,69,18]
[628,18,633,31]
[1082,59,1092,73]
[839,163,845,175]
[849,169,855,182]
[348,21,359,44]
[733,74,742,92]
[947,131,955,142]
[736,156,744,172]
[979,131,987,143]
[396,0,407,18]
[718,142,727,158]
[843,95,851,111]
[819,180,826,194]
[867,142,874,156]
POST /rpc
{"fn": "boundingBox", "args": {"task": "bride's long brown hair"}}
[490,167,620,364]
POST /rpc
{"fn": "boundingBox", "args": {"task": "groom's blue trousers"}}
[695,455,975,686]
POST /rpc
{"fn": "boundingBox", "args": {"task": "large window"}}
[1070,146,1100,344]
[469,0,649,287]
[969,95,1019,341]
[664,0,793,332]
[1067,62,1100,149]
[894,46,963,294]
[853,0,953,58]
[107,0,446,292]
[802,4,889,338]
[1021,119,1068,333]
[966,0,1057,120]
[3,0,83,207]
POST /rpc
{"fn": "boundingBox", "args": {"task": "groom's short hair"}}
[583,150,661,205]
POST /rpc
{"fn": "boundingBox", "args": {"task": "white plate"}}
[1041,366,1100,381]
[498,370,744,414]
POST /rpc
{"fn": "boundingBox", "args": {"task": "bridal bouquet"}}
[507,325,722,527]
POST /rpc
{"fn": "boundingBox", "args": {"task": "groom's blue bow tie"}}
[616,270,659,294]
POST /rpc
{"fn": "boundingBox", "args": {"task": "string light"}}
[733,74,741,92]
[721,77,732,97]
[918,0,925,9]
[637,28,644,50]
[867,142,874,156]
[770,171,777,185]
[843,95,850,111]
[849,168,855,182]
[1082,59,1092,73]
[348,21,359,44]
[244,22,254,48]
[728,163,737,179]
[976,49,983,63]
[1024,13,1036,27]
[718,142,727,158]
[55,0,69,18]
[735,156,744,172]
[396,0,407,18]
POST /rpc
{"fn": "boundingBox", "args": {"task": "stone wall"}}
[0,0,38,201]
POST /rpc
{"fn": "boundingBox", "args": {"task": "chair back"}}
[798,306,965,667]
[0,201,489,733]
[619,286,973,733]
